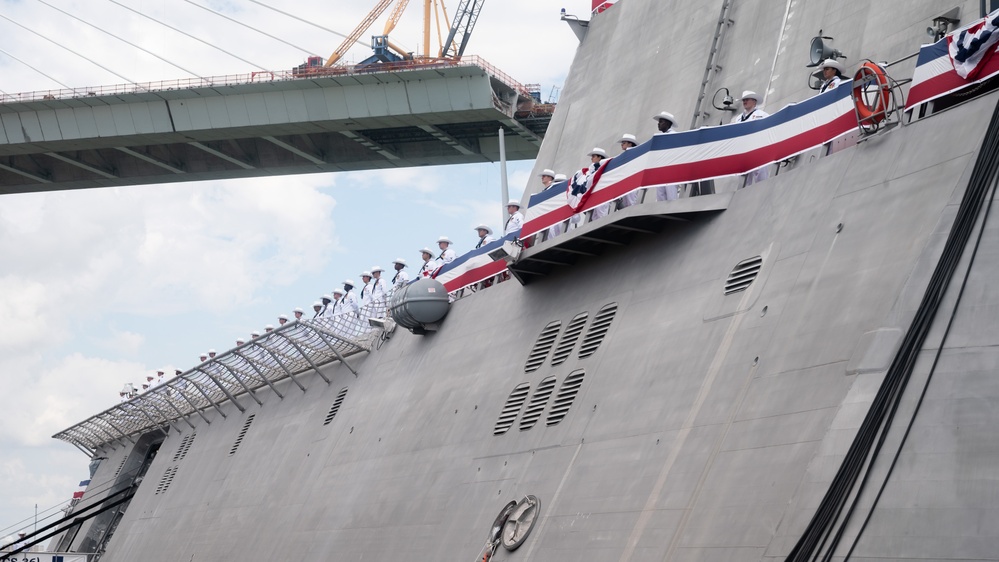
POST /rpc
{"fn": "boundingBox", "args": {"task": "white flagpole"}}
[499,128,510,229]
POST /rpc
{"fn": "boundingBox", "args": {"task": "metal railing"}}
[53,300,390,453]
[0,55,534,106]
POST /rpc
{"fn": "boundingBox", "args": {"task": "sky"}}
[0,0,592,543]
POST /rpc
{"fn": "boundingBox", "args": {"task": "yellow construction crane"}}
[319,0,476,68]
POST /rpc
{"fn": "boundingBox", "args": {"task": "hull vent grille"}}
[112,458,127,479]
[155,466,178,495]
[494,383,530,435]
[172,432,196,462]
[229,414,256,456]
[551,313,588,365]
[547,370,585,426]
[324,388,349,425]
[725,256,762,295]
[525,321,561,372]
[520,377,557,431]
[578,304,618,359]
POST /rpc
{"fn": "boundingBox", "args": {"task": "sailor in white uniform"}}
[312,300,323,319]
[358,271,373,305]
[328,288,346,317]
[340,279,361,318]
[474,224,496,249]
[652,112,682,201]
[731,90,771,186]
[546,173,568,240]
[264,324,274,333]
[293,307,305,322]
[818,59,846,93]
[437,236,457,265]
[277,314,289,326]
[317,294,332,318]
[391,258,410,289]
[617,134,641,208]
[538,168,556,190]
[370,266,388,305]
[504,200,524,235]
[418,247,436,277]
[583,148,610,221]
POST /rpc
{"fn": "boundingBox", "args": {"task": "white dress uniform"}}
[392,269,410,289]
[359,280,373,305]
[653,129,681,201]
[419,260,435,277]
[504,211,524,235]
[475,234,496,249]
[370,277,387,304]
[438,247,456,264]
[341,290,361,317]
[731,107,771,186]
[820,75,843,93]
[586,160,613,220]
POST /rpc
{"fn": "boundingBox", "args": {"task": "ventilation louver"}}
[547,370,585,426]
[724,255,763,295]
[324,388,349,425]
[494,383,531,435]
[525,322,561,372]
[155,466,178,495]
[112,458,127,479]
[551,313,588,365]
[578,304,618,359]
[520,377,557,431]
[229,414,255,456]
[171,432,196,462]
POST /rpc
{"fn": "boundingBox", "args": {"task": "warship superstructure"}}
[18,0,999,560]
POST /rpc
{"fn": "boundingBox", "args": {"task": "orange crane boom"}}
[324,0,396,67]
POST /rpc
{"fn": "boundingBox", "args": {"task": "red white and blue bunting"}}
[908,9,999,110]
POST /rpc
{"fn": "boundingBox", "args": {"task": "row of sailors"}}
[536,84,790,240]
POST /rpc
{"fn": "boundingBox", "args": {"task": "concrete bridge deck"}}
[0,58,549,193]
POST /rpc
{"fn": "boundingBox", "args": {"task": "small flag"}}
[72,491,85,499]
[78,480,91,486]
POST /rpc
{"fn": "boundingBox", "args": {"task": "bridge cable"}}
[0,13,137,85]
[246,0,351,41]
[0,47,72,90]
[107,0,267,71]
[36,0,203,80]
[181,0,315,56]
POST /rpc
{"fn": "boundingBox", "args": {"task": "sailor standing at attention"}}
[328,288,345,317]
[437,236,457,265]
[418,247,435,277]
[538,168,556,190]
[474,224,495,248]
[359,271,373,305]
[544,171,568,241]
[652,112,682,201]
[818,59,845,93]
[617,134,641,209]
[293,307,305,322]
[341,280,361,318]
[731,91,771,186]
[312,300,323,319]
[391,258,409,289]
[584,148,610,221]
[370,266,388,304]
[505,200,524,235]
[318,294,332,317]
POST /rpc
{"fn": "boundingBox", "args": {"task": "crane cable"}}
[784,96,999,562]
[35,0,203,80]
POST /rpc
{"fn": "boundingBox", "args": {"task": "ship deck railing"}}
[53,300,390,454]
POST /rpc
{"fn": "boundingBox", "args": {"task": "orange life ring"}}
[852,61,890,126]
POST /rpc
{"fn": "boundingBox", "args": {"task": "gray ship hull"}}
[53,0,999,560]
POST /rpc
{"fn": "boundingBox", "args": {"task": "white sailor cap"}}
[419,247,433,255]
[278,314,288,320]
[321,293,332,301]
[146,375,155,381]
[507,199,521,208]
[265,324,274,330]
[587,147,607,158]
[199,352,208,358]
[818,59,845,74]
[739,90,762,102]
[250,331,261,337]
[333,288,345,295]
[371,265,384,273]
[236,338,245,345]
[293,307,304,313]
[312,300,322,307]
[392,258,407,266]
[554,173,567,182]
[361,271,372,278]
[474,224,493,235]
[618,133,638,145]
[652,111,676,124]
[208,349,216,354]
[538,168,556,178]
[437,236,452,244]
[343,279,355,287]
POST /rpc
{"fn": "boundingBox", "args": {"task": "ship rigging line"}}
[107,0,268,71]
[181,0,315,56]
[35,0,203,80]
[784,97,999,562]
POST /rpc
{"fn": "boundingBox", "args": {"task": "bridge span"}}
[0,57,552,194]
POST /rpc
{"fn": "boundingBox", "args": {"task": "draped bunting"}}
[433,231,520,293]
[909,12,999,110]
